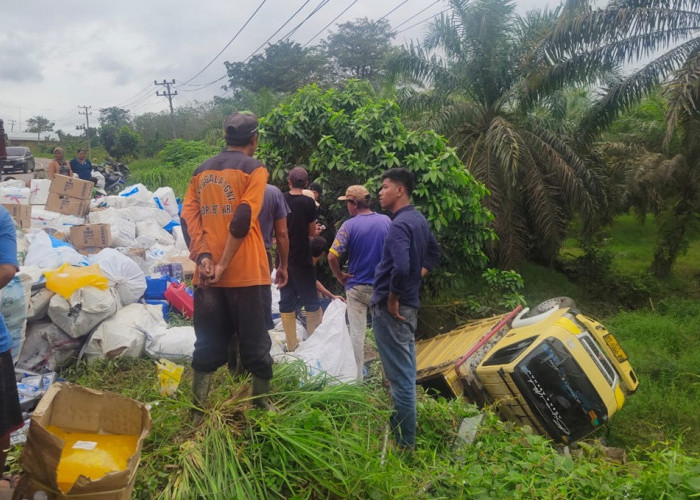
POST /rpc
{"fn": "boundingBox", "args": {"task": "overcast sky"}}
[0,0,552,133]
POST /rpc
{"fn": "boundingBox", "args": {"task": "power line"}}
[302,0,359,47]
[394,0,441,30]
[280,0,332,42]
[179,0,269,87]
[379,0,409,21]
[397,7,451,35]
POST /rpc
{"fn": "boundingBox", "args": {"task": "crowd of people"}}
[0,112,440,475]
[180,112,440,449]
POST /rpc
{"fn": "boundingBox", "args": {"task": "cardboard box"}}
[70,224,112,249]
[15,383,151,500]
[2,203,31,229]
[49,175,94,200]
[45,193,90,217]
[160,255,196,279]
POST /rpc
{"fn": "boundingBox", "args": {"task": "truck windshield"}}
[511,338,608,443]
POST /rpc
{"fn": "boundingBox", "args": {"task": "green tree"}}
[390,0,605,267]
[116,125,140,159]
[539,0,700,277]
[25,115,55,141]
[99,107,131,127]
[322,18,396,88]
[257,81,494,280]
[99,124,118,158]
[224,40,328,95]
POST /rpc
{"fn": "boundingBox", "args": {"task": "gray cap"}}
[224,112,258,141]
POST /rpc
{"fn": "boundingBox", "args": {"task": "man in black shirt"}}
[280,167,323,351]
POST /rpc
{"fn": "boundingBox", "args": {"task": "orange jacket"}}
[181,150,270,287]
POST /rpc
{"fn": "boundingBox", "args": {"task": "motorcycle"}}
[92,160,130,195]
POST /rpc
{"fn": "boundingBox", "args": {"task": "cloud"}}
[0,35,44,82]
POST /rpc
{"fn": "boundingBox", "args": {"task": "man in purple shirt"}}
[328,185,390,381]
[371,168,440,449]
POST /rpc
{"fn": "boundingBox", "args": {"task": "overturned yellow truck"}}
[415,298,639,444]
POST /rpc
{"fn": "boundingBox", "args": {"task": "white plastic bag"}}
[87,207,136,247]
[153,187,179,218]
[82,303,164,362]
[48,286,120,338]
[24,231,88,269]
[117,183,155,207]
[89,248,146,305]
[136,220,175,246]
[275,300,357,383]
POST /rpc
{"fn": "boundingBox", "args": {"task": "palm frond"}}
[663,48,700,147]
[485,116,524,186]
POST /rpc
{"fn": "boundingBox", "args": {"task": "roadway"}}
[1,157,49,184]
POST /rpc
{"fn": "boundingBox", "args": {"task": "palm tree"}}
[391,0,606,268]
[537,0,700,277]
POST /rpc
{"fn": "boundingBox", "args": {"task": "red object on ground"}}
[164,281,194,319]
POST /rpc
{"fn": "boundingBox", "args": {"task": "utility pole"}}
[77,105,92,160]
[8,120,16,132]
[155,79,177,139]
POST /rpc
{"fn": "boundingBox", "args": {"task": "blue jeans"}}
[371,303,418,447]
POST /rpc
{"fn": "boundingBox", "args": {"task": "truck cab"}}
[415,301,638,444]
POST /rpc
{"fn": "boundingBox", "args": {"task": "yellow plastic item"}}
[156,358,184,397]
[46,425,139,493]
[44,263,109,299]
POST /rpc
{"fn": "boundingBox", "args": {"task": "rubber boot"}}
[190,371,213,424]
[251,375,278,411]
[305,308,323,337]
[281,312,298,352]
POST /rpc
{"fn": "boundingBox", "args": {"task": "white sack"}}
[87,207,136,247]
[24,231,88,268]
[82,303,165,362]
[274,300,357,383]
[29,179,52,205]
[172,225,188,252]
[119,206,171,227]
[48,286,119,338]
[26,288,55,322]
[136,220,175,246]
[16,229,28,266]
[117,183,155,207]
[144,325,195,361]
[153,187,179,218]
[15,320,82,372]
[89,248,146,305]
[0,272,32,362]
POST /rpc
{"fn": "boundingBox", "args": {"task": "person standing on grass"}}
[181,112,284,416]
[69,148,93,181]
[371,168,440,449]
[328,185,390,381]
[0,205,22,493]
[279,167,323,352]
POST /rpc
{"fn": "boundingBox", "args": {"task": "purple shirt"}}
[330,212,391,290]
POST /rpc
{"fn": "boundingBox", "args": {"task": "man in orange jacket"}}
[181,112,286,416]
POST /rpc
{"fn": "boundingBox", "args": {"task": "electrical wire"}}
[280,0,332,42]
[179,0,269,87]
[397,7,451,34]
[394,0,441,30]
[379,0,409,21]
[302,0,359,47]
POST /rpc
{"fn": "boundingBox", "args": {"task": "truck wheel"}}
[534,296,576,314]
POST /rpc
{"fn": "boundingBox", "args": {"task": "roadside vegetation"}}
[10,0,700,496]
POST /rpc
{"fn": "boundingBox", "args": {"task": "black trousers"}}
[191,286,273,379]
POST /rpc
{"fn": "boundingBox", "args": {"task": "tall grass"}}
[54,357,700,498]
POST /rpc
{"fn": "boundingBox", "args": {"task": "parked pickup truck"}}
[415,298,638,444]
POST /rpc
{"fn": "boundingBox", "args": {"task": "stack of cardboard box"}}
[45,175,93,217]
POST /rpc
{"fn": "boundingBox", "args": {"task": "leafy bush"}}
[157,139,219,167]
[257,80,494,280]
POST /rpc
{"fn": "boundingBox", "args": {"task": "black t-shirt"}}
[284,192,317,267]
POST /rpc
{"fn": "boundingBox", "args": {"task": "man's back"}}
[331,212,390,289]
[284,192,317,267]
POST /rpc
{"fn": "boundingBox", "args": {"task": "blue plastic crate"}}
[144,276,171,300]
